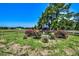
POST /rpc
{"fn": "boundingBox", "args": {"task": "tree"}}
[37,3,79,30]
[74,13,79,30]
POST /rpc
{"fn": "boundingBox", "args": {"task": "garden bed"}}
[0,30,79,56]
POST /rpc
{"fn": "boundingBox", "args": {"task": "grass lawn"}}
[0,30,79,56]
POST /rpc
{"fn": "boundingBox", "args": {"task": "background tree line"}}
[0,26,34,29]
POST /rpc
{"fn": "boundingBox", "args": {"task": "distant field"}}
[0,30,79,56]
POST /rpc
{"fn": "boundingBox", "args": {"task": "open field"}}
[0,30,79,56]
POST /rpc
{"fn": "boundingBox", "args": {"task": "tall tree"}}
[74,13,79,30]
[37,3,78,30]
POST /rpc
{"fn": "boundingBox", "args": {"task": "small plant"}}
[41,34,51,43]
[50,33,55,40]
[23,35,27,39]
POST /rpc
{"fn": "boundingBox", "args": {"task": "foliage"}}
[37,3,79,30]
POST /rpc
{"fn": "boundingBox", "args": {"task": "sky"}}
[0,3,79,27]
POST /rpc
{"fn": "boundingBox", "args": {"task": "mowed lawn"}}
[0,29,79,56]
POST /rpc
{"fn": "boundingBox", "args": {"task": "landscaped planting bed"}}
[0,30,79,56]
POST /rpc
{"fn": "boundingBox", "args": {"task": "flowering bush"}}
[25,29,34,37]
[24,29,41,39]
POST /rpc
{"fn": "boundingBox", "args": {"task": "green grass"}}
[55,35,79,49]
[0,30,79,56]
[26,38,43,49]
[0,30,43,48]
[47,35,79,56]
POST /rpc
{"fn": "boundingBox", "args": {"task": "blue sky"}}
[0,3,79,27]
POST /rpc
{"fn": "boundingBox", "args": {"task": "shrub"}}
[54,30,68,39]
[24,29,41,39]
[25,29,34,37]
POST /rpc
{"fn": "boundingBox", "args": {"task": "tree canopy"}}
[37,3,79,30]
